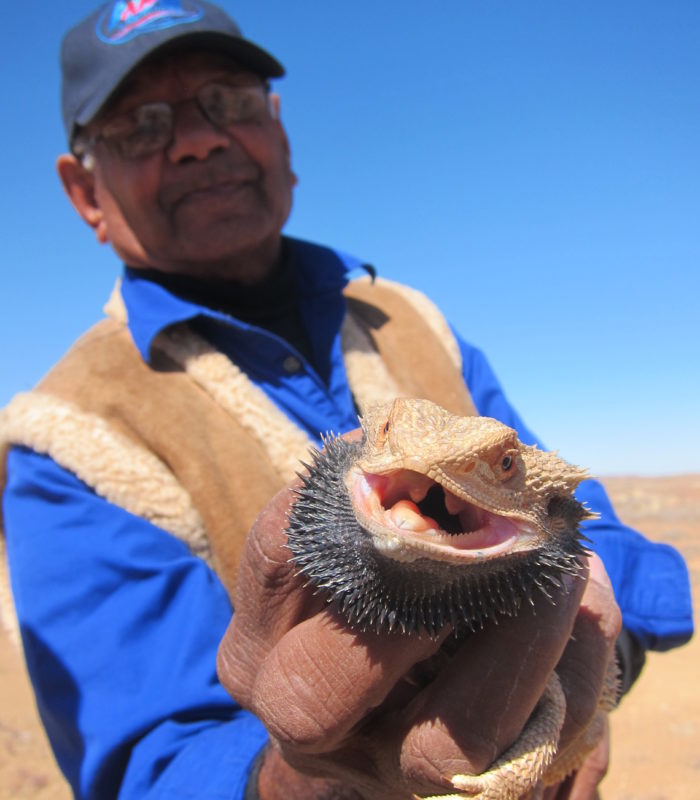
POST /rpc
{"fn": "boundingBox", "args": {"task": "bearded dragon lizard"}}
[286,398,618,799]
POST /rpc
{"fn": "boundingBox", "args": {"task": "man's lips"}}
[160,168,261,210]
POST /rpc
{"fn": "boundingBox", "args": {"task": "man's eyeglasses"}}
[75,81,272,163]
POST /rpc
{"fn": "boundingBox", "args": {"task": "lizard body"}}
[286,398,616,798]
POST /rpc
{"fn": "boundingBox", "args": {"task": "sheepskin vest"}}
[0,276,475,611]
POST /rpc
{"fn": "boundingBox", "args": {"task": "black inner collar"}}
[133,249,316,366]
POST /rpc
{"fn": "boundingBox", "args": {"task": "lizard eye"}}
[494,448,519,481]
[376,418,391,445]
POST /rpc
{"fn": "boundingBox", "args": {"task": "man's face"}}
[83,51,295,280]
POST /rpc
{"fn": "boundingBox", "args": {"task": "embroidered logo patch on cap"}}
[97,0,204,44]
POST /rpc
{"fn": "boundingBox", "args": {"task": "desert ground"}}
[1,474,698,799]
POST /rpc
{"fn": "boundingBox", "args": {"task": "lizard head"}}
[348,399,595,566]
[286,398,594,636]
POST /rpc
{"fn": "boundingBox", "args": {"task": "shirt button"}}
[283,355,302,373]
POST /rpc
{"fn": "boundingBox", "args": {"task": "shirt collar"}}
[120,236,373,362]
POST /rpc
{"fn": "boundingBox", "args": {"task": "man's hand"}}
[543,557,621,799]
[217,484,620,800]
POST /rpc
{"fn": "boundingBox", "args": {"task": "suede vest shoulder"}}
[0,277,475,603]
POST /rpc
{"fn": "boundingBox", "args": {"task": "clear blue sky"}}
[1,1,698,475]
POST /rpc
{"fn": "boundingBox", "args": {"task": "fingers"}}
[218,472,615,800]
[395,568,588,786]
[250,610,450,751]
[555,555,621,751]
[218,484,310,705]
[223,426,365,678]
[542,555,619,797]
[270,568,588,798]
[218,482,450,749]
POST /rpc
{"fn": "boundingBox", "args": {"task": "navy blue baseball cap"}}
[61,1,285,145]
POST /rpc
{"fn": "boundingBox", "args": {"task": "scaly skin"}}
[286,398,617,798]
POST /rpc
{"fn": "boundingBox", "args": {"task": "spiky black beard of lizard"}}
[286,435,589,637]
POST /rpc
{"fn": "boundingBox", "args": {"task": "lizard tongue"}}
[387,498,519,551]
[388,499,439,531]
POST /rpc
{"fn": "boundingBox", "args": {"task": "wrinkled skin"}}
[217,475,621,800]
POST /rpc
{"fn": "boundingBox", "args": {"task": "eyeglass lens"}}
[101,83,269,159]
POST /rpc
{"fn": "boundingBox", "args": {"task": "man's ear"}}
[56,154,109,243]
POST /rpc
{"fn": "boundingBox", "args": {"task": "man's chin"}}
[161,224,282,280]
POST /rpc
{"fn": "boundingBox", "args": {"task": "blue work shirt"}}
[3,237,693,799]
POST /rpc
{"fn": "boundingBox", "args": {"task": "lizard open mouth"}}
[346,467,537,562]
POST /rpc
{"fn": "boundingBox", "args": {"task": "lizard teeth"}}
[381,472,433,507]
[444,489,467,517]
[408,480,432,504]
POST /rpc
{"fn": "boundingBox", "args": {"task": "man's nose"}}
[166,103,230,163]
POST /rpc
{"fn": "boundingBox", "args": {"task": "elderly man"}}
[1,2,692,799]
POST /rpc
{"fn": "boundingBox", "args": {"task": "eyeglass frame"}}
[72,78,274,170]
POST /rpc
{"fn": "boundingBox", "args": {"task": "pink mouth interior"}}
[353,470,522,551]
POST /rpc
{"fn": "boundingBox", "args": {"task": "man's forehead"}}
[109,49,258,106]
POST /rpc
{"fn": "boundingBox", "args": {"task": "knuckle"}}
[252,644,353,752]
[606,600,623,643]
[216,631,250,704]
